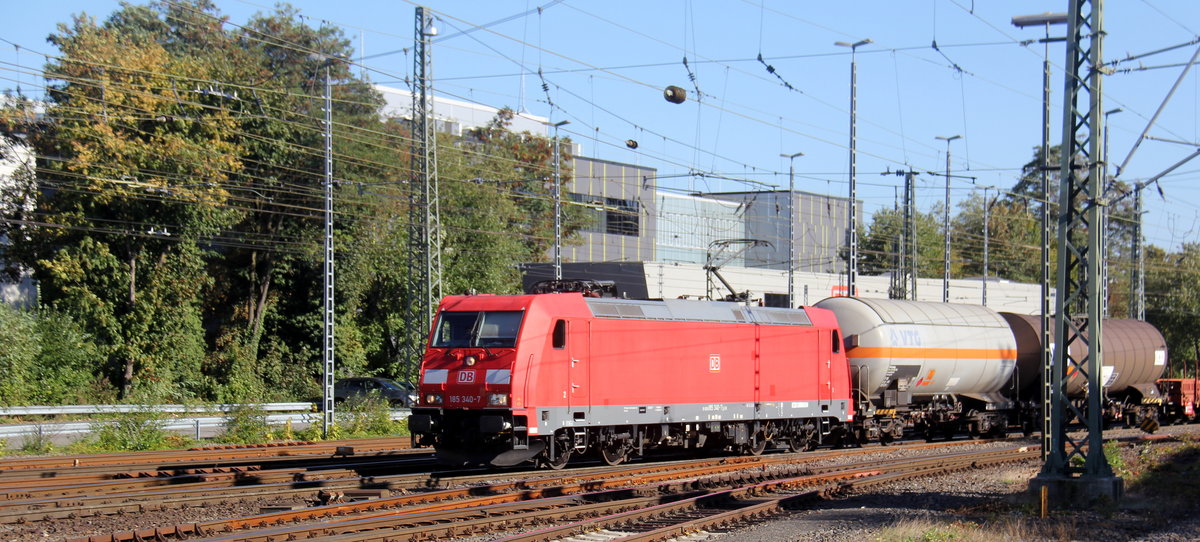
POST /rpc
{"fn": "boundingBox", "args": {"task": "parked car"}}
[333,377,418,407]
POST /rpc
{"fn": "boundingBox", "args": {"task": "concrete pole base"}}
[1030,474,1124,510]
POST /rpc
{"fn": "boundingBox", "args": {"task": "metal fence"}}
[0,403,409,440]
[0,403,316,416]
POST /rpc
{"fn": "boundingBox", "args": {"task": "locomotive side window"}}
[832,330,841,353]
[432,311,524,348]
[552,320,567,349]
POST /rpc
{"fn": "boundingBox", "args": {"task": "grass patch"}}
[1119,435,1200,512]
[874,437,1200,542]
[876,517,1084,542]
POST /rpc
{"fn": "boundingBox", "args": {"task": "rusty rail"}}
[75,441,1038,542]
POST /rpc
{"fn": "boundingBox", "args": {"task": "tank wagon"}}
[814,297,1019,441]
[1002,314,1168,426]
[408,292,854,468]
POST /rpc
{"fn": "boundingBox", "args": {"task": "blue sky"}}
[3,1,1199,251]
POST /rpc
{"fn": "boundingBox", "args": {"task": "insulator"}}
[663,85,687,104]
[625,139,639,149]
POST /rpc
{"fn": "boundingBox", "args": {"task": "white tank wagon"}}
[815,297,1018,441]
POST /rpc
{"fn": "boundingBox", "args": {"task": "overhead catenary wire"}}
[2,2,1190,273]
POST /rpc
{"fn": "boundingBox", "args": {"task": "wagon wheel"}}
[599,443,627,466]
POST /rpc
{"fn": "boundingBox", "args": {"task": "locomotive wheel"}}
[788,437,814,452]
[746,434,768,456]
[790,426,818,452]
[540,449,571,470]
[599,443,627,466]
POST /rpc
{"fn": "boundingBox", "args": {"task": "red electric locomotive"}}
[407,290,854,468]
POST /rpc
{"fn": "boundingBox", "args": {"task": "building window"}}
[568,193,640,237]
[605,197,640,236]
[569,193,606,233]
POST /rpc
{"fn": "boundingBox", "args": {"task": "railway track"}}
[0,437,415,473]
[64,438,1035,542]
[0,437,430,526]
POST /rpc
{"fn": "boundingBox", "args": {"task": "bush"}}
[31,310,103,404]
[91,409,174,451]
[335,392,403,438]
[221,404,271,444]
[0,304,39,405]
[18,424,59,455]
[0,305,102,405]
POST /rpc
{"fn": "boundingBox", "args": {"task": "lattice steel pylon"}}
[1033,0,1122,504]
[884,169,917,300]
[904,170,917,300]
[321,64,335,438]
[1130,184,1145,321]
[402,6,442,380]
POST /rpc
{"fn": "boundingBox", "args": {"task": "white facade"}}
[525,261,1048,316]
[375,85,551,137]
[0,126,36,308]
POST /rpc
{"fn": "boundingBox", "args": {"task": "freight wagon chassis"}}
[856,395,1008,444]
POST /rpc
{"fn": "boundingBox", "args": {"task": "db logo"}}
[457,370,477,384]
[709,355,721,372]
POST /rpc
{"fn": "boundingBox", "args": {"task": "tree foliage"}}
[1145,243,1200,374]
[3,2,1194,406]
[0,1,572,403]
[860,203,946,279]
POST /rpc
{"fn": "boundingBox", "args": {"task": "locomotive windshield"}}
[431,310,523,348]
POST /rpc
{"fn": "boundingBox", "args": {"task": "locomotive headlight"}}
[425,393,443,405]
[487,393,509,406]
[464,355,478,366]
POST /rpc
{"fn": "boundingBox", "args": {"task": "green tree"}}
[952,193,1043,283]
[860,204,945,280]
[2,1,585,402]
[12,4,242,400]
[1145,243,1200,372]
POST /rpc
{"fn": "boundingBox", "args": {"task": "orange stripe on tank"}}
[848,346,1016,360]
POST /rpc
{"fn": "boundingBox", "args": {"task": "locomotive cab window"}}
[832,330,841,353]
[552,320,567,349]
[432,311,523,348]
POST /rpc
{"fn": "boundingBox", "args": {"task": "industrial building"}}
[376,84,1043,314]
[522,262,1046,315]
